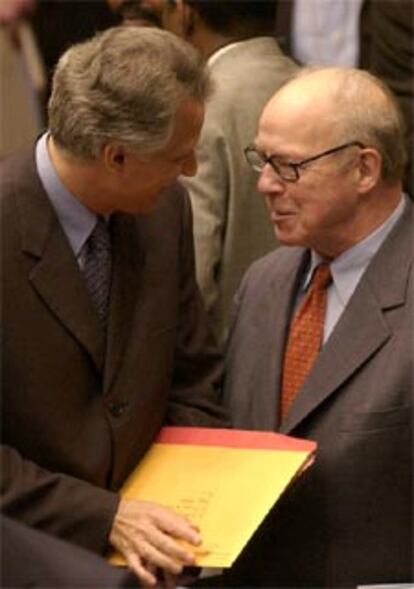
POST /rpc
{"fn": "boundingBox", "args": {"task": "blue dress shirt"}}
[35,133,97,269]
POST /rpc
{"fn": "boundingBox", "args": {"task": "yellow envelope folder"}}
[109,430,315,568]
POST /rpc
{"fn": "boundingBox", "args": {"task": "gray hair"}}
[291,66,407,184]
[48,26,212,159]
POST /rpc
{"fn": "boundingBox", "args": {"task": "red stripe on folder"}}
[155,427,316,453]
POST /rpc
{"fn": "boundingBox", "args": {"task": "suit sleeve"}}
[0,444,119,554]
[165,189,229,428]
[1,515,140,588]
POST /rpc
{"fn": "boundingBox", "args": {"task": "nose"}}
[181,151,198,177]
[257,163,285,195]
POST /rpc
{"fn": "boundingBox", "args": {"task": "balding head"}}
[263,67,406,184]
[249,67,405,258]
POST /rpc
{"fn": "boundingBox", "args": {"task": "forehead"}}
[257,80,338,156]
[159,98,205,155]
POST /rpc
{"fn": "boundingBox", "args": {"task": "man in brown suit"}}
[1,26,227,587]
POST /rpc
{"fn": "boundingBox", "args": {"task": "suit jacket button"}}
[109,402,127,417]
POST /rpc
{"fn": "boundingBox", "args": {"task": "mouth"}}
[270,210,296,223]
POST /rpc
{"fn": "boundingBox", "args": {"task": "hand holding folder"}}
[109,496,202,586]
[109,427,316,569]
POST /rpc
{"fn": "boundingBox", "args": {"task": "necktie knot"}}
[310,263,332,291]
[88,216,111,253]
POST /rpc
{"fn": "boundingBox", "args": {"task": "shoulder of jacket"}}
[246,246,303,279]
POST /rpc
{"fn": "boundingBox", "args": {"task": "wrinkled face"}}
[109,98,204,214]
[256,93,363,259]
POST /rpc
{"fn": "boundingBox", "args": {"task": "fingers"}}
[149,507,201,547]
[109,499,202,587]
[127,552,158,587]
[114,533,183,587]
[135,527,192,572]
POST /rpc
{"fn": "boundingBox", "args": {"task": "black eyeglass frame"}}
[244,141,365,182]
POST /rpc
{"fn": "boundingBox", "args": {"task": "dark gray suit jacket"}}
[0,148,227,554]
[221,199,413,586]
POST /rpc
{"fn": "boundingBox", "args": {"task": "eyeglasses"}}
[244,141,364,182]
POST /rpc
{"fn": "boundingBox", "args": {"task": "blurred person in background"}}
[31,0,116,103]
[112,0,298,346]
[363,0,413,196]
[108,0,163,26]
[0,0,45,158]
[160,0,298,345]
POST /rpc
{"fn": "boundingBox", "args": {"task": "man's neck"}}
[47,137,108,215]
[315,183,403,260]
[358,182,403,237]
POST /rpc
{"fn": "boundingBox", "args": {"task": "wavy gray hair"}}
[48,26,211,159]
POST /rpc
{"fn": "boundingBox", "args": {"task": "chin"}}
[274,221,309,245]
[274,226,293,242]
[125,197,160,215]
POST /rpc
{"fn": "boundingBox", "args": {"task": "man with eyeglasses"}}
[216,67,412,587]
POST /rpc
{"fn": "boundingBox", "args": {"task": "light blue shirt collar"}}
[35,133,96,259]
[305,196,406,309]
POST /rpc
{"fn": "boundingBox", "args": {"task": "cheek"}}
[302,190,355,232]
[139,165,170,189]
[264,195,273,212]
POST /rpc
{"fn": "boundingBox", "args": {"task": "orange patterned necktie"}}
[280,263,332,420]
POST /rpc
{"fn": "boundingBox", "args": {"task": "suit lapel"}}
[280,199,413,434]
[280,281,390,433]
[104,214,145,392]
[247,250,308,430]
[17,152,105,373]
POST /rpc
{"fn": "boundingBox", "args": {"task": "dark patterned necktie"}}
[280,263,332,420]
[82,216,112,326]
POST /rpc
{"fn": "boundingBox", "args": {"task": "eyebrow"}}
[255,146,299,163]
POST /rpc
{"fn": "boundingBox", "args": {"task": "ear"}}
[356,147,382,194]
[102,143,127,174]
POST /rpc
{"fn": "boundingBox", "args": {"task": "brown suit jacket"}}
[1,516,140,588]
[0,148,226,554]
[220,198,413,586]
